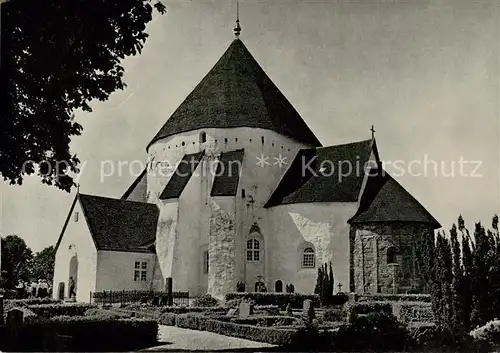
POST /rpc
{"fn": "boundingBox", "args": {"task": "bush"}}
[392,301,434,323]
[322,308,344,322]
[332,311,409,351]
[84,308,132,320]
[358,293,432,303]
[225,292,319,309]
[193,294,219,307]
[5,297,60,306]
[175,313,296,345]
[159,312,176,326]
[470,319,500,346]
[28,303,95,318]
[229,315,297,327]
[159,306,226,314]
[330,292,349,306]
[17,315,158,351]
[342,301,392,322]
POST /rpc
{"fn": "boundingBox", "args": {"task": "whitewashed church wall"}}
[174,167,207,295]
[155,200,178,289]
[95,251,157,292]
[146,127,308,202]
[52,202,98,302]
[266,202,357,294]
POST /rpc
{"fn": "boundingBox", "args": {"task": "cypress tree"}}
[322,263,330,305]
[314,266,323,295]
[450,224,465,335]
[329,262,334,296]
[461,230,473,331]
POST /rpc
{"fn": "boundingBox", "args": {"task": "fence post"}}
[166,277,173,306]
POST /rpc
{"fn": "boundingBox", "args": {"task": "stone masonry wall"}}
[352,222,433,294]
[208,199,236,300]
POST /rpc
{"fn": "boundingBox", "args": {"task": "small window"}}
[249,139,252,142]
[235,138,238,142]
[134,261,147,281]
[387,247,397,264]
[225,138,228,144]
[261,136,265,144]
[272,142,274,147]
[200,132,207,143]
[203,250,209,274]
[74,212,79,222]
[181,141,185,146]
[302,248,315,268]
[246,239,260,262]
[275,280,283,293]
[241,189,246,198]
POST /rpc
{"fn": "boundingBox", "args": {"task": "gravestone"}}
[7,309,24,350]
[302,299,315,325]
[238,302,253,318]
[58,282,65,300]
[285,303,293,317]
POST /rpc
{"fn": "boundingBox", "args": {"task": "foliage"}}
[175,313,297,346]
[342,301,392,323]
[30,246,55,282]
[84,308,132,320]
[225,292,320,309]
[470,319,500,345]
[358,293,432,303]
[332,312,409,351]
[314,262,334,305]
[322,308,344,322]
[28,303,95,318]
[0,235,33,289]
[1,0,166,191]
[417,214,500,345]
[285,283,295,293]
[192,294,219,307]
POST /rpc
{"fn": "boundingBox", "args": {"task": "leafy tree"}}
[314,266,323,295]
[1,235,33,289]
[329,261,334,295]
[1,0,166,191]
[31,246,55,282]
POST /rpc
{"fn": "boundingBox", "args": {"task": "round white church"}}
[53,37,440,302]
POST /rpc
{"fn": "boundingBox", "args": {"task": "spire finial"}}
[234,0,241,38]
[370,125,375,139]
[76,182,80,194]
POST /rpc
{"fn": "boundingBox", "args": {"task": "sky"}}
[1,0,499,252]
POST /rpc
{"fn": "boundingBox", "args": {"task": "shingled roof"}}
[160,151,205,199]
[265,139,373,207]
[78,194,159,253]
[147,39,321,150]
[348,168,441,228]
[211,149,244,196]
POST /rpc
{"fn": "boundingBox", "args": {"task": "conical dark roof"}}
[147,39,321,150]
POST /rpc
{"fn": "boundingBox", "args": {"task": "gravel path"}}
[141,325,278,351]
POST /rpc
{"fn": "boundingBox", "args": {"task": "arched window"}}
[275,280,283,293]
[246,239,260,262]
[387,247,397,264]
[199,132,206,143]
[302,247,315,268]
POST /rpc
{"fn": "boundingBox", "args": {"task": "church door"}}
[275,280,283,292]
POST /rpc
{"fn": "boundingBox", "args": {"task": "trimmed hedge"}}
[392,301,434,323]
[343,301,392,322]
[175,313,296,345]
[358,293,432,303]
[84,308,133,320]
[5,298,60,306]
[27,303,95,318]
[17,315,158,351]
[225,292,320,309]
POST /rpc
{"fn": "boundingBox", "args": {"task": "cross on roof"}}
[337,283,343,292]
[370,125,375,139]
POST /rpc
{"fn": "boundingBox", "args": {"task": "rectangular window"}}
[134,261,147,281]
[203,250,209,274]
[246,250,253,261]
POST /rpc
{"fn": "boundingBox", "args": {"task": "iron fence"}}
[90,290,189,306]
